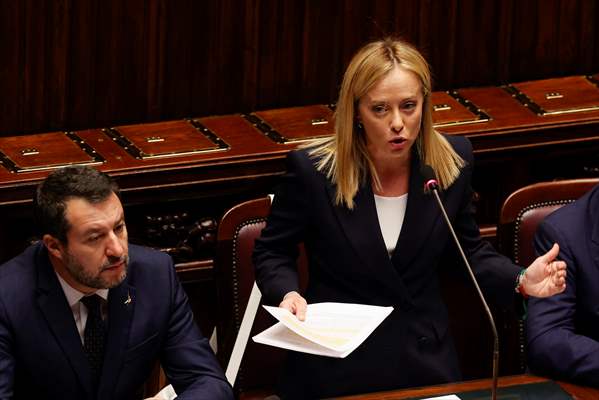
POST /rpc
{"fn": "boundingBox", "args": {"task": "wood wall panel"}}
[1,0,598,136]
[0,0,21,133]
[68,0,97,129]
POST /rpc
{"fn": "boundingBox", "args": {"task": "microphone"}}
[422,164,499,400]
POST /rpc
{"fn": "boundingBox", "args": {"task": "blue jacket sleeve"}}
[0,292,15,400]
[159,257,233,399]
[526,220,599,386]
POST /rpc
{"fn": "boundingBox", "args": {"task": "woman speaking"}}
[253,38,566,399]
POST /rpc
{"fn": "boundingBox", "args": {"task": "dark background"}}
[1,0,598,136]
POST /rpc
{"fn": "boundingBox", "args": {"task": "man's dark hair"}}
[34,165,119,243]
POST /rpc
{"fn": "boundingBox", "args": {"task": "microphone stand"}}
[429,188,499,400]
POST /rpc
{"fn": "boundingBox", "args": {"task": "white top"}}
[374,193,408,256]
[55,272,108,343]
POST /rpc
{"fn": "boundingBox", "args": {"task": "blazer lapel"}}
[326,178,412,302]
[36,248,95,398]
[98,281,135,399]
[326,180,388,266]
[391,154,441,270]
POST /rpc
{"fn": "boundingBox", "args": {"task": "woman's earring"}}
[356,121,363,130]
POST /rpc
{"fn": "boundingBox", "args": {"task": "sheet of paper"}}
[252,302,393,358]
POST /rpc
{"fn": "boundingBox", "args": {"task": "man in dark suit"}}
[527,184,599,387]
[0,166,233,399]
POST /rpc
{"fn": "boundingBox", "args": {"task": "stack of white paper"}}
[252,302,393,358]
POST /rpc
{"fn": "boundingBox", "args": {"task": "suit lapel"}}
[391,154,441,270]
[326,180,388,266]
[98,281,135,399]
[36,248,94,398]
[326,177,412,300]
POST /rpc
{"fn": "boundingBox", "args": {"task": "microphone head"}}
[421,164,439,191]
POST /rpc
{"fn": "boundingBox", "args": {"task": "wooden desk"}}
[336,375,599,400]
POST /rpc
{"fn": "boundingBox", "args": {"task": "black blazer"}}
[254,135,521,398]
[0,242,232,400]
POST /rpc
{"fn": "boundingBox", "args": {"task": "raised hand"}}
[522,243,567,297]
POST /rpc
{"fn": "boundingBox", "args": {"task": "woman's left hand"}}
[522,243,567,297]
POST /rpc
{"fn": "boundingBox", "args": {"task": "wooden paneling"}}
[1,0,599,135]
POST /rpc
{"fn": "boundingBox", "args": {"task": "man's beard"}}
[64,253,129,290]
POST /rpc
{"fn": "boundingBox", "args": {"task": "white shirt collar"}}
[55,271,109,306]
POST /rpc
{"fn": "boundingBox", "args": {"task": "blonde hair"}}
[307,38,464,209]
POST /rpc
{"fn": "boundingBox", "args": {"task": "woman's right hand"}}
[279,291,307,321]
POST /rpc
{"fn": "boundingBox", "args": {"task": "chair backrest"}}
[496,177,599,373]
[498,178,599,266]
[215,197,308,399]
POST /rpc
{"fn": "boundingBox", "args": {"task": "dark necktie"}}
[81,294,107,385]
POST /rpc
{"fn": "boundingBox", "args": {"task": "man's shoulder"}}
[539,185,599,242]
[545,184,599,223]
[129,243,170,261]
[127,244,174,280]
[0,243,42,303]
[0,242,40,281]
